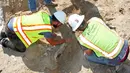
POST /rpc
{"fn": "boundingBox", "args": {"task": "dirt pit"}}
[0,0,130,73]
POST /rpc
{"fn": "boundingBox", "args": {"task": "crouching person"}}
[0,10,71,52]
[68,14,130,66]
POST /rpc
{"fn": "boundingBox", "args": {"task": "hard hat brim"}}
[53,11,66,24]
[72,15,85,31]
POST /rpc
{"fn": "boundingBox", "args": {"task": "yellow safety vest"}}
[77,17,124,59]
[13,12,52,48]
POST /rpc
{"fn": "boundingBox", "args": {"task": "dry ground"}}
[0,0,130,73]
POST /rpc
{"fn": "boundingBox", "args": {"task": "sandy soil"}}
[0,0,130,73]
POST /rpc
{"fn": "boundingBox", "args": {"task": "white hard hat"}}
[68,14,85,31]
[53,11,66,24]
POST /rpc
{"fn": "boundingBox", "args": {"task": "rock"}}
[119,8,124,14]
[0,70,2,73]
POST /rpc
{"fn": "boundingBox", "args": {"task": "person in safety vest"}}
[0,10,71,52]
[67,14,130,66]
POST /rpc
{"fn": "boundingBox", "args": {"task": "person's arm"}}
[46,38,66,46]
[39,32,71,46]
[84,49,93,56]
[81,46,93,56]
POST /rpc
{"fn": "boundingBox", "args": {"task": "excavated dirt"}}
[0,0,130,73]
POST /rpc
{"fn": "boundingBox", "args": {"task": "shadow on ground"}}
[1,0,130,73]
[63,0,102,20]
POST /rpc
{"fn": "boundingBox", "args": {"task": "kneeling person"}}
[0,11,71,52]
[68,14,129,66]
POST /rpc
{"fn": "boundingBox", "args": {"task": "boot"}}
[0,38,26,52]
[0,38,14,48]
[0,31,7,41]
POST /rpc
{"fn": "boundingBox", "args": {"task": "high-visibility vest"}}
[13,11,52,48]
[77,17,124,59]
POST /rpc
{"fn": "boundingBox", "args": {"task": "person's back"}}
[68,14,130,66]
[13,11,52,48]
[0,10,71,52]
[77,17,124,59]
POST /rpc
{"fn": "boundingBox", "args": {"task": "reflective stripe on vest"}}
[79,34,124,59]
[13,17,32,46]
[14,24,52,31]
[13,17,52,47]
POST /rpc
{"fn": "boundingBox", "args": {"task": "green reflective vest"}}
[77,17,124,59]
[13,11,52,48]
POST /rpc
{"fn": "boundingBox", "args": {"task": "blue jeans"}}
[28,0,37,12]
[83,40,129,66]
[28,0,52,11]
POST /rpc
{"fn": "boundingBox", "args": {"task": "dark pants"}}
[2,18,26,52]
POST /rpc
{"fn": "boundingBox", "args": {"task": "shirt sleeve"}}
[39,32,53,38]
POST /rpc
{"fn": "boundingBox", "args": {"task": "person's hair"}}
[52,15,58,21]
[77,20,87,31]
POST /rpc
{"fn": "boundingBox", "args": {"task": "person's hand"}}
[84,49,93,56]
[65,38,72,43]
[52,33,57,37]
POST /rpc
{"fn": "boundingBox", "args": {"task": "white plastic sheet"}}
[0,6,4,26]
